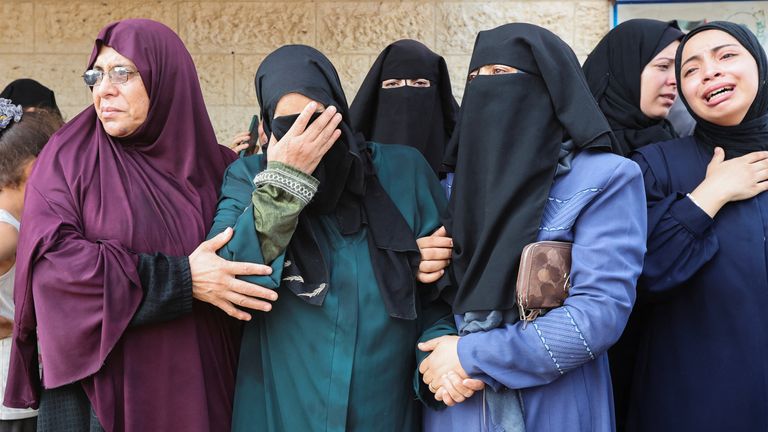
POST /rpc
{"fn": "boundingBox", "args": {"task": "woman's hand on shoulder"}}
[690,147,768,217]
[416,226,453,284]
[267,102,342,175]
[189,227,277,321]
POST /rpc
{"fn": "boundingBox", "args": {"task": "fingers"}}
[753,158,768,173]
[315,113,343,152]
[417,236,453,250]
[419,259,450,273]
[229,131,250,147]
[755,168,768,184]
[228,277,278,300]
[710,146,725,164]
[435,386,457,406]
[283,101,318,139]
[210,298,252,321]
[417,269,445,284]
[231,142,250,154]
[428,380,438,394]
[462,378,486,391]
[434,387,445,402]
[301,105,337,143]
[420,355,436,383]
[203,227,234,252]
[423,368,436,387]
[225,260,273,277]
[440,372,470,403]
[418,337,444,352]
[223,290,273,312]
[433,374,483,406]
[433,225,448,237]
[420,246,452,261]
[325,129,342,151]
[419,356,431,375]
[742,150,768,163]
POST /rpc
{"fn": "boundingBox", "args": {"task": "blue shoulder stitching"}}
[540,187,602,232]
[545,187,601,204]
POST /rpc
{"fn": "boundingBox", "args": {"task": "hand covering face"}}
[255,45,423,319]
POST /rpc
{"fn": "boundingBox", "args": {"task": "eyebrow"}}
[92,62,128,70]
[681,43,739,68]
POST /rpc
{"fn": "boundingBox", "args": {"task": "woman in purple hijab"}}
[4,19,277,431]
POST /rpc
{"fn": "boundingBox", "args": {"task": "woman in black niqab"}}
[421,23,646,432]
[444,23,616,314]
[350,40,458,174]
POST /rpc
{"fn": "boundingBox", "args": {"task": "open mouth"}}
[706,87,734,102]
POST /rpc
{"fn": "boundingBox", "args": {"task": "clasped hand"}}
[419,335,485,406]
[417,226,453,284]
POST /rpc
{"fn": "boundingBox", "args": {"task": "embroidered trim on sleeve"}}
[253,167,318,205]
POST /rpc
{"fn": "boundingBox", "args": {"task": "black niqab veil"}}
[583,19,683,156]
[255,45,422,319]
[350,39,459,174]
[443,23,616,313]
[675,22,768,158]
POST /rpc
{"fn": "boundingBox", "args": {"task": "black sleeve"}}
[130,253,194,327]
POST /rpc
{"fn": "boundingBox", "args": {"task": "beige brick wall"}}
[1,0,611,144]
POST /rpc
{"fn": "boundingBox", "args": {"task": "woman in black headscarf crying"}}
[415,23,647,432]
[627,22,768,432]
[350,39,459,176]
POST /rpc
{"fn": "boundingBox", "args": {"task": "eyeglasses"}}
[82,66,139,87]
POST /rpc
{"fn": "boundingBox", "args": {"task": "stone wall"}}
[1,1,611,144]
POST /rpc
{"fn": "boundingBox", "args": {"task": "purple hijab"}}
[5,19,238,431]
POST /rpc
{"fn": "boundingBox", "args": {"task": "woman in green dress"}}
[208,45,458,432]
